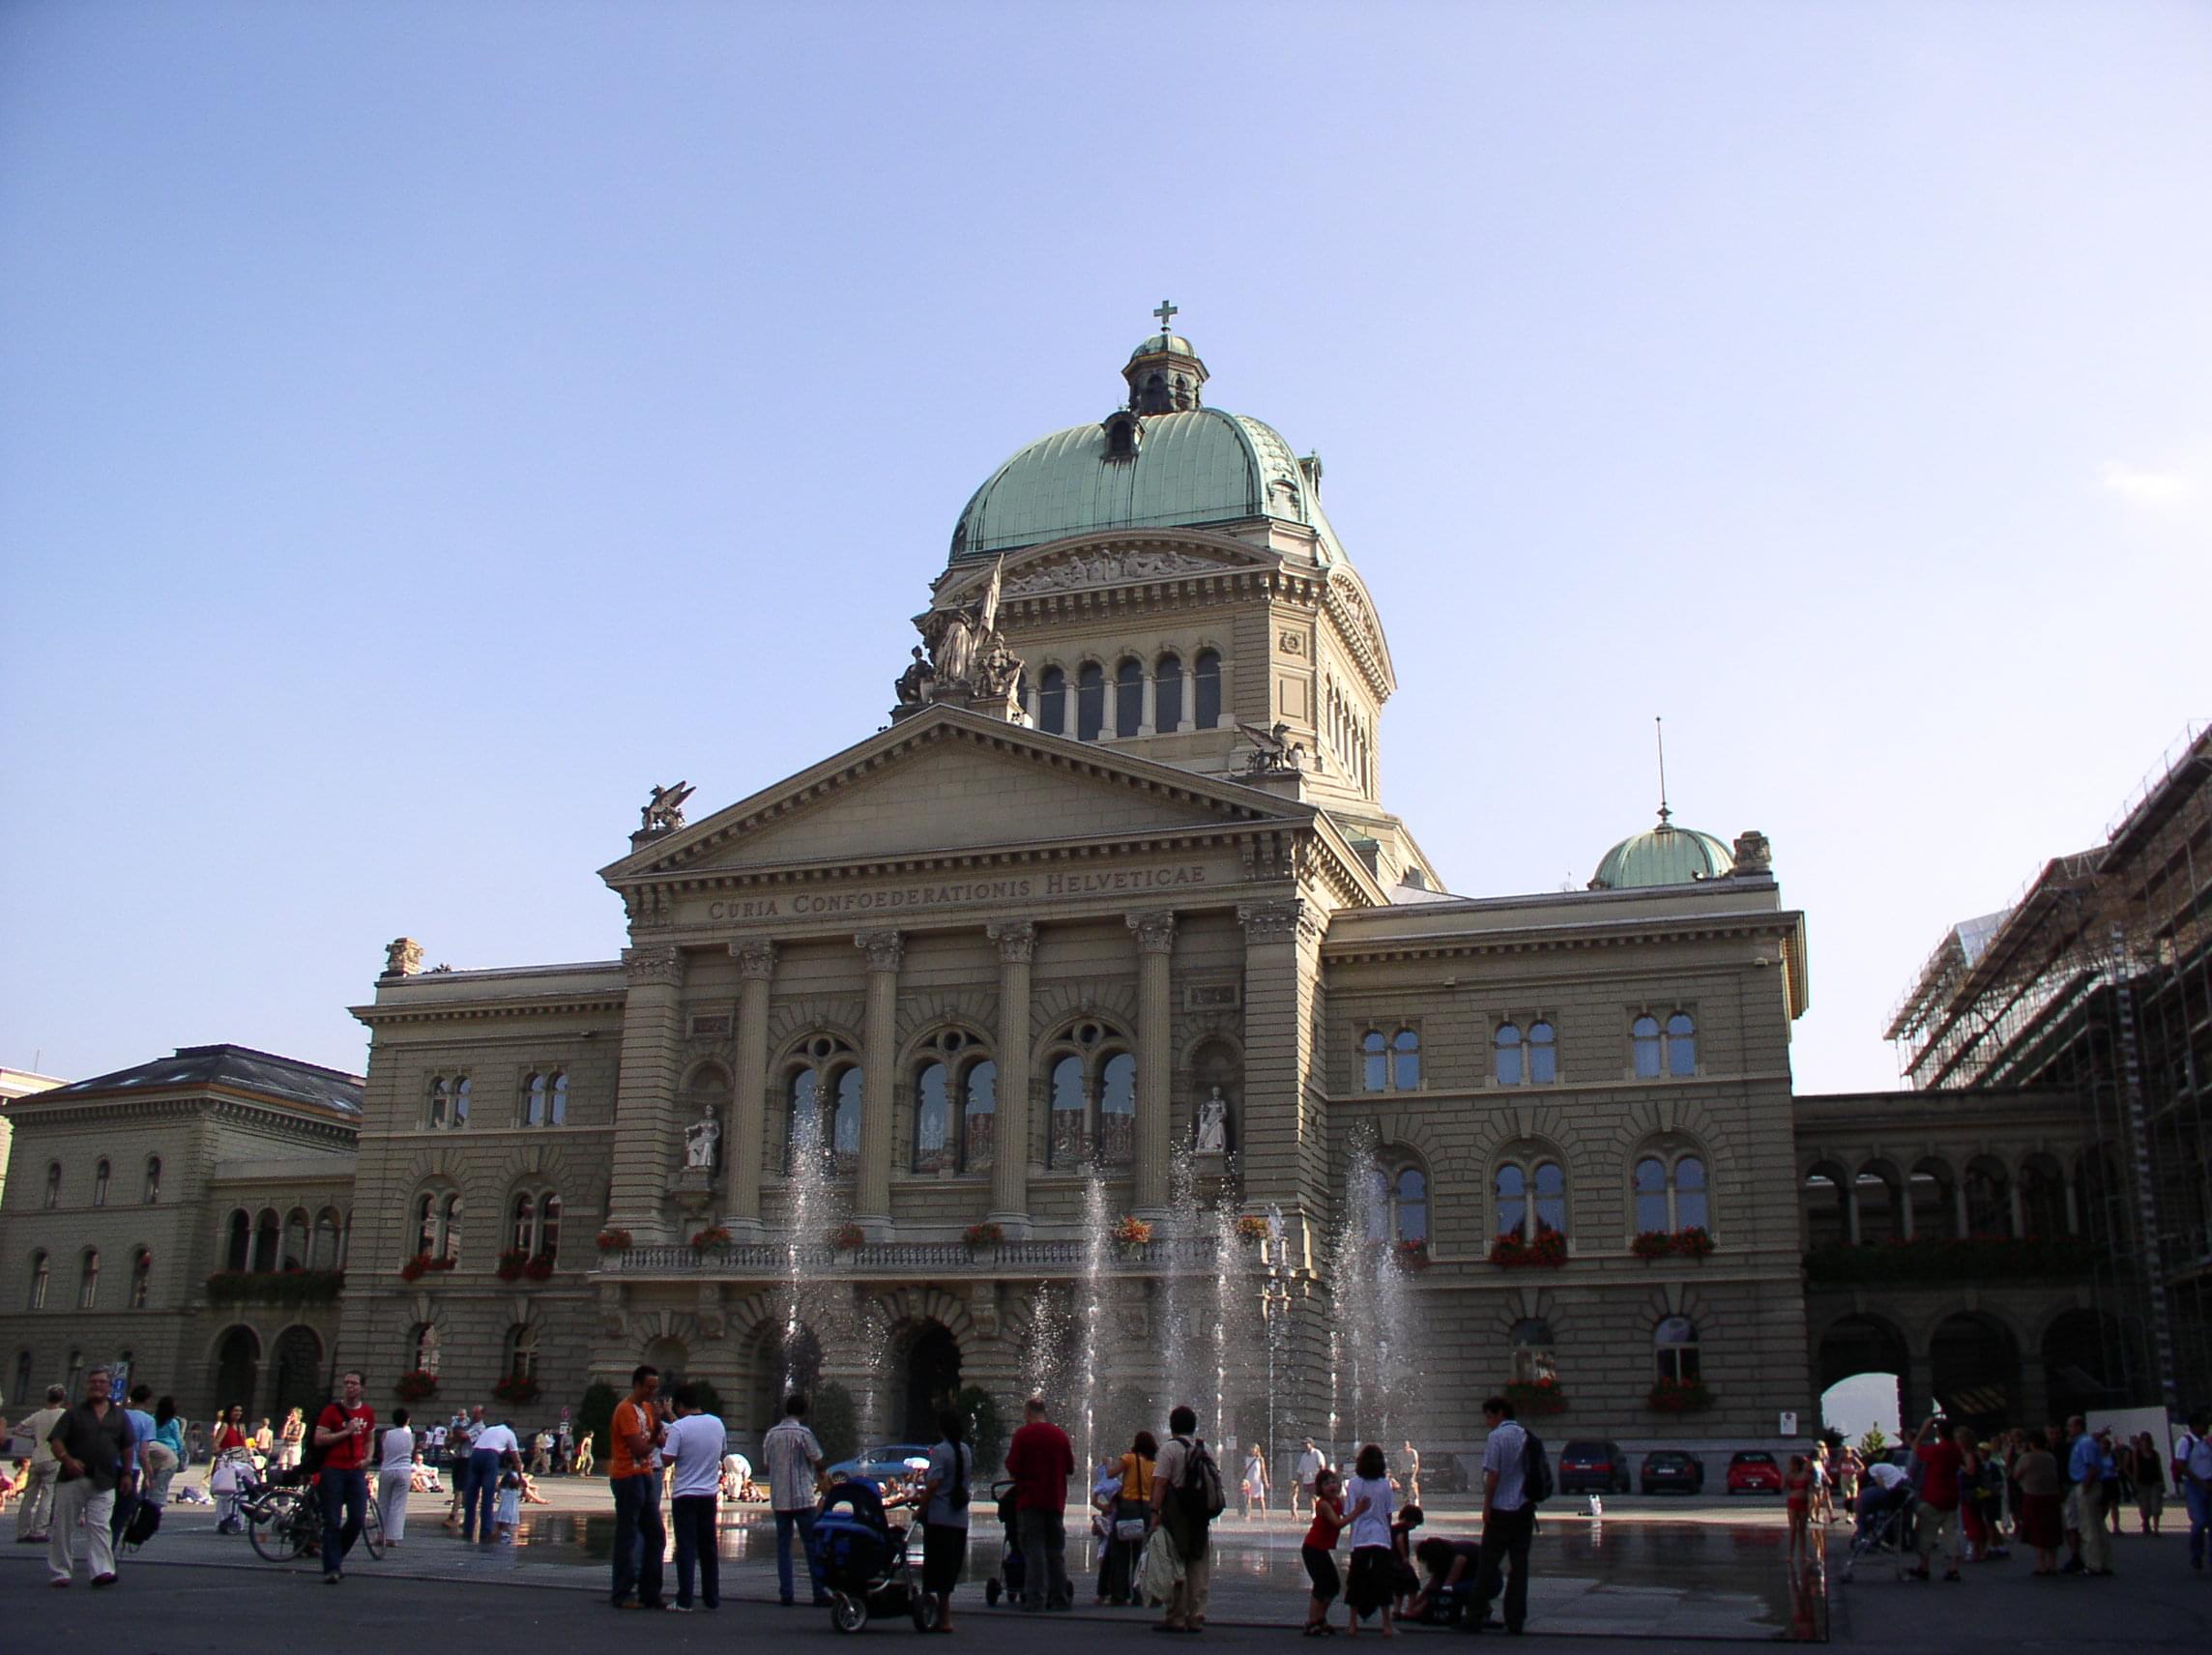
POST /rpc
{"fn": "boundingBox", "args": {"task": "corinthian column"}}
[986,920,1036,1234]
[1129,910,1178,1214]
[607,944,685,1238]
[726,940,777,1233]
[854,930,904,1236]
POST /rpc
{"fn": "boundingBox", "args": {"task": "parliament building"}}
[5,323,1839,1465]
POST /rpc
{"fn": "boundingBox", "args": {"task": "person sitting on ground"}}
[1388,1502,1425,1615]
[1406,1532,1482,1624]
[518,1470,550,1505]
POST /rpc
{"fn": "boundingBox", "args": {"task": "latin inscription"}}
[704,863,1209,922]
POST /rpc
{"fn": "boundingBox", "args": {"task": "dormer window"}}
[1138,371,1171,414]
[1103,411,1142,462]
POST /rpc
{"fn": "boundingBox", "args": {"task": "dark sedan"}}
[1641,1450,1706,1495]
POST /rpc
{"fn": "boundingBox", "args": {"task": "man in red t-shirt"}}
[312,1370,376,1584]
[1908,1415,1971,1582]
[1003,1396,1074,1611]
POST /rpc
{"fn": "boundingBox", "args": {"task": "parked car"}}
[1557,1439,1632,1495]
[1641,1450,1706,1495]
[1726,1449,1784,1494]
[826,1442,936,1483]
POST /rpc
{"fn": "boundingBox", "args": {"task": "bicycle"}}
[245,1475,384,1564]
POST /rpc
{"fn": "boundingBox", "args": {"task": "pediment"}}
[603,706,1310,885]
[931,529,1276,608]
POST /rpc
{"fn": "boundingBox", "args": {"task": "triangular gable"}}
[601,706,1313,885]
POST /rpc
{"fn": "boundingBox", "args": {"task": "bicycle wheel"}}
[360,1494,384,1559]
[248,1491,312,1562]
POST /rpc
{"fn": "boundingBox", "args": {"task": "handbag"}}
[1115,1517,1150,1543]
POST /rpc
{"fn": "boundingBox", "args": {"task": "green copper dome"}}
[1589,814,1736,890]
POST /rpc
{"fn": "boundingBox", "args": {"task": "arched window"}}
[1193,649,1222,728]
[27,1250,49,1311]
[510,1192,537,1254]
[1076,662,1105,741]
[1495,1157,1567,1240]
[505,1323,539,1382]
[1097,1052,1136,1167]
[1632,1011,1696,1078]
[1666,1012,1697,1076]
[1528,1021,1557,1085]
[1115,657,1143,736]
[78,1249,101,1310]
[1391,1028,1420,1090]
[44,1162,61,1209]
[2020,1154,2070,1237]
[961,1060,997,1174]
[144,1156,161,1204]
[1510,1318,1557,1385]
[452,1076,471,1126]
[1038,666,1066,735]
[282,1208,311,1271]
[1636,1152,1710,1234]
[786,1069,821,1174]
[1154,654,1183,731]
[428,1077,450,1128]
[415,1193,436,1258]
[93,1160,111,1207]
[312,1209,341,1269]
[783,1035,860,1177]
[415,1191,462,1263]
[409,1321,442,1377]
[13,1350,31,1405]
[130,1247,152,1309]
[1389,1165,1429,1243]
[550,1072,568,1125]
[225,1209,251,1273]
[1360,1030,1387,1092]
[1049,1054,1086,1167]
[1964,1157,2011,1237]
[523,1073,547,1126]
[252,1209,279,1273]
[1800,1165,1848,1249]
[1654,1316,1701,1383]
[440,1192,464,1263]
[1908,1158,1958,1240]
[830,1067,862,1177]
[1494,1023,1523,1086]
[914,1061,952,1174]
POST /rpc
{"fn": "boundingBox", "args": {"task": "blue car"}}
[826,1442,936,1484]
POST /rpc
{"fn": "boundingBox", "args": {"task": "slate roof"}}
[41,1044,364,1117]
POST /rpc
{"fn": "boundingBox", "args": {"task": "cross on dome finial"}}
[1153,298,1179,333]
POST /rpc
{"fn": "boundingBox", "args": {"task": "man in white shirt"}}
[2176,1408,2212,1573]
[1295,1438,1326,1518]
[465,1417,519,1544]
[661,1386,728,1611]
[13,1386,68,1543]
[1470,1396,1534,1635]
[763,1392,830,1606]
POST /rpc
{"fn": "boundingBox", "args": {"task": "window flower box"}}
[1395,1238,1431,1272]
[399,1253,455,1284]
[1112,1216,1153,1249]
[962,1222,1004,1250]
[492,1372,540,1406]
[830,1223,867,1251]
[1633,1228,1716,1262]
[689,1225,732,1252]
[496,1248,531,1281]
[394,1369,440,1403]
[204,1268,345,1305]
[1646,1377,1714,1413]
[595,1228,632,1253]
[1504,1378,1566,1415]
[1235,1215,1272,1245]
[1803,1234,2096,1284]
[1488,1227,1567,1269]
[523,1253,556,1281]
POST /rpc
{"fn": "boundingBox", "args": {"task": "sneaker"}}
[324,1572,341,1585]
[47,1579,70,1589]
[667,1604,694,1613]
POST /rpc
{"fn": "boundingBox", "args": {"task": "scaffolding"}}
[1885,721,2212,1411]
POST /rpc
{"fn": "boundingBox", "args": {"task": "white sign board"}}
[1778,1410,1799,1437]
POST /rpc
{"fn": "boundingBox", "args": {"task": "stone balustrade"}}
[597,1234,1236,1277]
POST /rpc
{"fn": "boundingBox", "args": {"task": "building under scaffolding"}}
[1887,721,2212,1413]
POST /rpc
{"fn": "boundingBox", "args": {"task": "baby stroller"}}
[809,1480,928,1633]
[1842,1482,1915,1582]
[980,1479,1025,1608]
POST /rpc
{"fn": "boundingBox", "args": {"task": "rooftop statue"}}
[640,780,695,835]
[1238,719,1307,775]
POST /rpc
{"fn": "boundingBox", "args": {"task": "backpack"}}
[123,1499,163,1547]
[1520,1431,1555,1507]
[1175,1437,1227,1524]
[299,1408,334,1479]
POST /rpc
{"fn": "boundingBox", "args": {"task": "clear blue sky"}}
[4,1,2207,1093]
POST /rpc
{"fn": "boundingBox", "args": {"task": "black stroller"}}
[980,1479,1026,1608]
[1842,1481,1916,1582]
[809,1479,930,1633]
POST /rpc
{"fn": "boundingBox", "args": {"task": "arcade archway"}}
[212,1325,261,1417]
[899,1321,962,1443]
[270,1325,324,1420]
[1929,1312,2018,1433]
[1817,1313,1909,1430]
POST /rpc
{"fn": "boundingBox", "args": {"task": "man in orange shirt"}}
[608,1364,668,1610]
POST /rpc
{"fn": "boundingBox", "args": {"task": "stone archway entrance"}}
[213,1325,261,1417]
[1817,1313,1911,1427]
[1930,1313,2019,1433]
[900,1322,962,1443]
[270,1325,325,1421]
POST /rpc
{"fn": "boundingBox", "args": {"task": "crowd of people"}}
[13,1358,2209,1628]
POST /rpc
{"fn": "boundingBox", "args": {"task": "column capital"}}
[621,944,684,987]
[1127,910,1178,954]
[1237,898,1314,942]
[855,929,905,973]
[987,919,1038,964]
[729,939,779,980]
